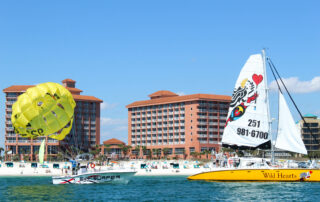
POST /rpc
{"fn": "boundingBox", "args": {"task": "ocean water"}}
[1,176,320,201]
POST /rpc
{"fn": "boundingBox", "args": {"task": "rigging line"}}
[267,58,319,150]
[267,59,283,94]
[266,58,281,156]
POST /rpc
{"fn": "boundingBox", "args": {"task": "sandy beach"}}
[0,160,213,177]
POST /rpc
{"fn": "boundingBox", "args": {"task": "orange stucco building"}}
[101,138,126,159]
[3,79,103,161]
[126,90,231,159]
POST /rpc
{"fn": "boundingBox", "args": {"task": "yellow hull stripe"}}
[187,169,320,182]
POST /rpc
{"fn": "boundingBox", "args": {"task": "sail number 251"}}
[248,119,260,128]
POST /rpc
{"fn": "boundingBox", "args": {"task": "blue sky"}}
[0,1,319,147]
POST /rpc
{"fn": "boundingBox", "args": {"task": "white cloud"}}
[269,76,320,93]
[101,102,118,110]
[114,126,128,131]
[101,117,127,126]
[99,118,128,143]
[176,92,185,96]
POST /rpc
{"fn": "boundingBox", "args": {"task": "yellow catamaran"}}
[188,50,320,182]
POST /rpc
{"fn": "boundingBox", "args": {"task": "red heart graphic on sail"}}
[252,74,263,85]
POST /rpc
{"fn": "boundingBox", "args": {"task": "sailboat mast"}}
[262,49,274,163]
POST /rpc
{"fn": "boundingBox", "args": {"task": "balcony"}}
[6,133,16,137]
[6,127,14,131]
[18,140,30,143]
[6,140,16,143]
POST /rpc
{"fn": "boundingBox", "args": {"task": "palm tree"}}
[190,152,200,159]
[118,144,132,159]
[0,147,4,156]
[152,148,156,159]
[204,150,211,159]
[133,146,140,159]
[163,148,170,159]
[0,147,4,161]
[123,145,132,159]
[104,144,111,157]
[156,148,162,159]
[34,150,39,161]
[23,154,29,161]
[142,146,147,159]
[12,154,20,162]
[200,151,205,159]
[57,152,64,161]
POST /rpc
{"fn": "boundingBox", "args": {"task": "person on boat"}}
[223,154,228,167]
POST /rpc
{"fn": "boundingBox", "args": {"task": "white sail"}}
[222,54,271,148]
[39,139,45,164]
[275,92,307,154]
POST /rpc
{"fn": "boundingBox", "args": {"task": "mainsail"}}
[222,54,271,148]
[275,92,307,154]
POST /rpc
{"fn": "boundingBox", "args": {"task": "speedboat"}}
[52,164,136,184]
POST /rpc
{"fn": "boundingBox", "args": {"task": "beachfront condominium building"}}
[299,114,320,152]
[126,90,231,159]
[3,79,103,161]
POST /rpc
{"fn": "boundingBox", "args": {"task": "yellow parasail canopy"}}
[11,82,76,140]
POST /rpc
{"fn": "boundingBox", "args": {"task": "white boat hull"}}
[52,170,136,184]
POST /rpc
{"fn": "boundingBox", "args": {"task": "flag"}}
[39,139,45,164]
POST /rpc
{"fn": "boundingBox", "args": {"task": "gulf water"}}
[1,176,320,201]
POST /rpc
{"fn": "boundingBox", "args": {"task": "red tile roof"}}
[148,90,178,99]
[3,85,101,102]
[103,138,125,145]
[66,87,83,93]
[126,93,231,108]
[3,85,34,92]
[3,85,82,93]
[62,78,76,83]
[72,94,103,102]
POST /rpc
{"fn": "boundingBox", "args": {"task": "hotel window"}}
[6,93,17,97]
[18,146,31,154]
[174,148,185,155]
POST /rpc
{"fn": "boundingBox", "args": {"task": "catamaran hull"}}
[53,170,136,184]
[188,169,320,182]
